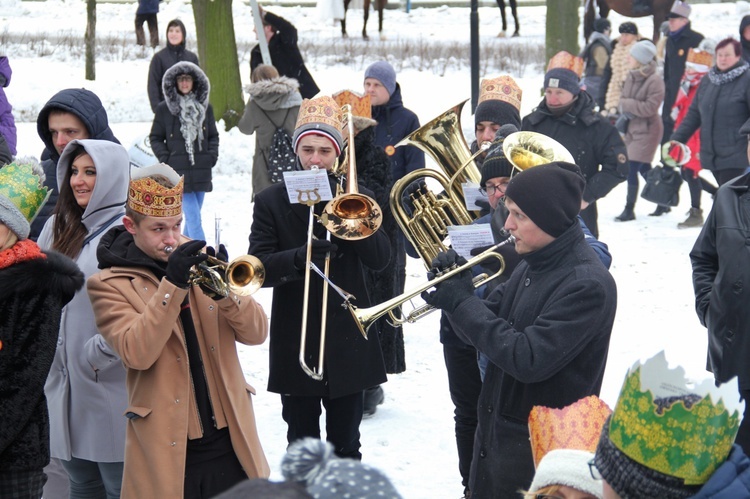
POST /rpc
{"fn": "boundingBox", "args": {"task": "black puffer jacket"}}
[149,61,219,193]
[742,16,750,64]
[31,88,120,240]
[0,249,83,473]
[671,62,750,172]
[691,172,750,389]
[250,12,319,100]
[147,19,200,113]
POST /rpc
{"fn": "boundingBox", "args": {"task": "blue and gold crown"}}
[0,161,51,240]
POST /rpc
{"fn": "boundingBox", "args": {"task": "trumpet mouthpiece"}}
[164,246,174,254]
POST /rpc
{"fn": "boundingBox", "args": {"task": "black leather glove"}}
[421,250,475,314]
[165,239,208,288]
[206,244,228,263]
[198,244,229,299]
[400,179,428,217]
[294,239,338,270]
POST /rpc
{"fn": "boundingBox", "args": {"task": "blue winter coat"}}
[0,56,16,156]
[136,0,159,15]
[690,445,750,498]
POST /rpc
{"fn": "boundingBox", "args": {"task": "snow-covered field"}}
[3,0,748,496]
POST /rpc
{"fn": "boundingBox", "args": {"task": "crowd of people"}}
[4,1,750,498]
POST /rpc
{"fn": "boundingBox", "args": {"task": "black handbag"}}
[640,165,683,207]
[614,113,630,135]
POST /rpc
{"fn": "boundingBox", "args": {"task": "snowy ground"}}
[3,0,749,496]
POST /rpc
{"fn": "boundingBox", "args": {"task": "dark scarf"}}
[547,97,578,117]
[708,61,750,85]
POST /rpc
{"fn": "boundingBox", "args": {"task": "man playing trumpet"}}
[87,163,270,498]
[248,96,390,460]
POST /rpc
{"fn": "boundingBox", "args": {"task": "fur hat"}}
[594,18,612,33]
[480,124,518,184]
[630,40,657,65]
[281,438,403,499]
[292,96,344,155]
[504,161,585,237]
[364,61,397,96]
[162,61,210,116]
[0,159,50,240]
[668,1,691,19]
[619,22,638,35]
[530,449,604,499]
[128,163,183,218]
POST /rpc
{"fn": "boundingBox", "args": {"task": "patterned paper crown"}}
[478,76,523,112]
[608,352,742,485]
[0,161,51,225]
[547,51,585,77]
[686,48,714,68]
[128,163,184,218]
[332,90,372,119]
[529,395,612,468]
[294,96,343,131]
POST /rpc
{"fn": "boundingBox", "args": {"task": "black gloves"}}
[294,239,338,270]
[421,249,475,314]
[470,241,521,276]
[400,179,428,217]
[165,239,208,288]
[206,244,228,263]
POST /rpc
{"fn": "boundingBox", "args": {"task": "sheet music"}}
[462,182,486,211]
[283,169,333,204]
[447,223,494,260]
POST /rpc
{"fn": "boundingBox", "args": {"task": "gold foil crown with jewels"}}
[0,161,51,239]
[686,48,714,69]
[478,76,523,113]
[608,351,743,485]
[528,395,612,468]
[294,96,343,131]
[547,51,585,77]
[128,163,184,218]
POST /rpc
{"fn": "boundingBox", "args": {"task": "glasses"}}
[176,75,193,83]
[480,181,509,196]
[588,458,603,480]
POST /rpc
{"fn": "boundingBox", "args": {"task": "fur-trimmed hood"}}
[162,61,210,116]
[246,76,303,111]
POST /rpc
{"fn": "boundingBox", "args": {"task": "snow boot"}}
[363,385,385,418]
[678,208,704,229]
[649,205,671,216]
[615,184,638,221]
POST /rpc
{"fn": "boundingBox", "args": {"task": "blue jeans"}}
[183,191,206,240]
[60,457,123,499]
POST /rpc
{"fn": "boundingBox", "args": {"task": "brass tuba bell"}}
[502,131,575,172]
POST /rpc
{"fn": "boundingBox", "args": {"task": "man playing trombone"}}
[422,161,617,498]
[248,96,391,460]
[87,163,270,498]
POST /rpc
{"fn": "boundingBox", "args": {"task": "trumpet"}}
[164,242,265,298]
[345,236,515,338]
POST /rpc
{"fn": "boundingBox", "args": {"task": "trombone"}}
[298,104,383,380]
[344,235,515,338]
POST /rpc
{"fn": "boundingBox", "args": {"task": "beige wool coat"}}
[619,60,665,164]
[87,269,270,498]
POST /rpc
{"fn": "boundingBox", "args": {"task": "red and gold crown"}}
[128,163,183,218]
[686,48,714,69]
[528,395,612,468]
[547,51,585,77]
[295,96,343,131]
[478,76,523,112]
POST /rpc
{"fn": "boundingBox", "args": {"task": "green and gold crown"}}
[609,351,742,485]
[0,161,51,239]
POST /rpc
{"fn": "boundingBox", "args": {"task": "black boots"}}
[363,385,385,418]
[615,184,638,222]
[649,205,671,216]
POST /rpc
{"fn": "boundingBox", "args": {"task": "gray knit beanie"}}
[364,61,397,96]
[630,40,657,65]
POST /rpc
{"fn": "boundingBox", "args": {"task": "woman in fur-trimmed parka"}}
[237,65,302,197]
[150,61,219,241]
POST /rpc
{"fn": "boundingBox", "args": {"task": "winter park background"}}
[2,0,748,496]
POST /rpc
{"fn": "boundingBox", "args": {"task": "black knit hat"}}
[619,21,638,35]
[594,417,701,499]
[594,18,611,33]
[544,68,581,96]
[474,100,521,129]
[504,161,585,237]
[481,124,518,185]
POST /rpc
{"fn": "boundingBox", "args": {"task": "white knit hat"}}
[529,449,603,499]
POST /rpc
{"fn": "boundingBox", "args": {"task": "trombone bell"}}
[502,131,575,172]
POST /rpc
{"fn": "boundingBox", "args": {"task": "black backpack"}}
[259,108,297,184]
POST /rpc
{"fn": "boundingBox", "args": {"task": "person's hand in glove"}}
[197,244,230,299]
[400,179,428,217]
[469,241,521,276]
[421,249,475,314]
[165,239,208,288]
[661,141,690,167]
[294,239,338,270]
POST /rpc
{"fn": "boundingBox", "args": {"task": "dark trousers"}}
[681,167,717,209]
[712,168,747,187]
[184,449,246,499]
[281,392,364,460]
[580,201,599,239]
[443,343,483,488]
[134,13,158,47]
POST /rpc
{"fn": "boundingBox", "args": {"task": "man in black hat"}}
[423,162,617,498]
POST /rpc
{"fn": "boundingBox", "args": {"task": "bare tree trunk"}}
[192,0,244,131]
[85,0,96,80]
[545,0,579,63]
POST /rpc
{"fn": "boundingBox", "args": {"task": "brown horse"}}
[497,0,520,36]
[583,0,674,43]
[341,0,387,40]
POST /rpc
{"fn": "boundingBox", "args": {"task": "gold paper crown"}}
[294,96,343,131]
[128,164,184,218]
[0,161,51,224]
[332,90,372,119]
[687,48,714,68]
[608,352,742,485]
[478,76,523,112]
[547,51,585,77]
[528,396,612,468]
